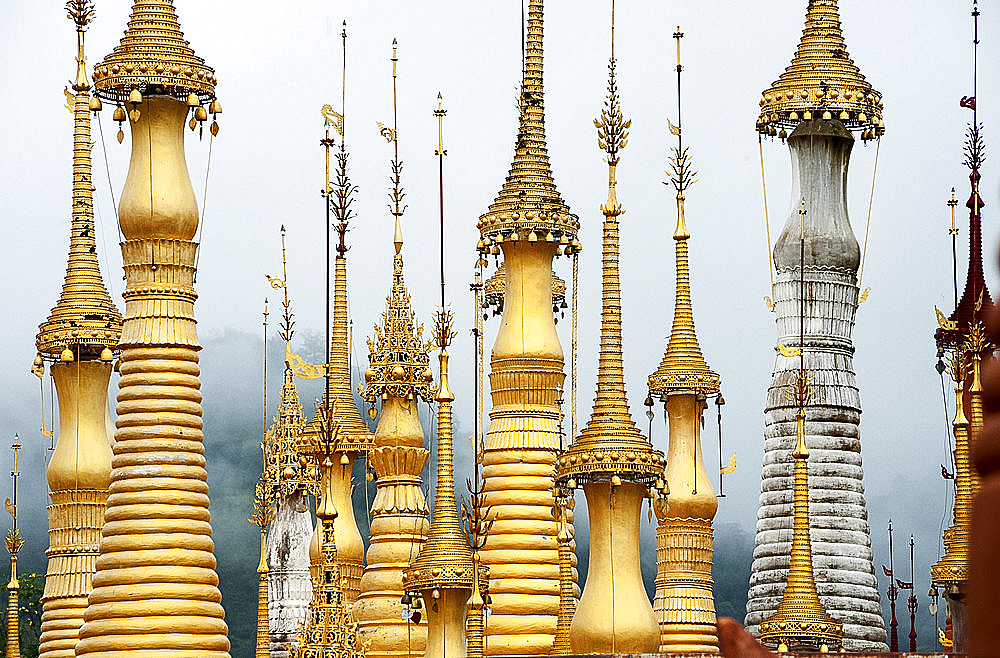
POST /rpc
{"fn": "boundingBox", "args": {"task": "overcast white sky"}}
[2,0,998,603]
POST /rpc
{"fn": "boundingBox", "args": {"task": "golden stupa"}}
[646,28,723,654]
[78,0,230,654]
[354,42,434,658]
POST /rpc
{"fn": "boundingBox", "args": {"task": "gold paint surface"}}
[569,482,658,654]
[118,97,199,240]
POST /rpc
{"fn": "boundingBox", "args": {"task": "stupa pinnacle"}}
[474,1,579,652]
[554,4,663,652]
[746,0,887,650]
[35,4,123,657]
[932,10,991,645]
[77,0,230,654]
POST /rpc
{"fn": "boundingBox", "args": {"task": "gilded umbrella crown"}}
[756,0,883,135]
[37,3,123,359]
[477,0,579,248]
[93,0,217,104]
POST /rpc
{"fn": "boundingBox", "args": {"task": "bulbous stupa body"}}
[746,1,887,651]
[76,1,230,655]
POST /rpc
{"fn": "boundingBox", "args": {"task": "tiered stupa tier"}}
[35,5,124,656]
[77,0,230,654]
[473,0,580,652]
[746,0,887,651]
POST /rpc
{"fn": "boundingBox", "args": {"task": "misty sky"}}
[2,0,998,640]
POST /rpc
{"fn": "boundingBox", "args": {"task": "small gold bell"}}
[60,347,74,362]
[100,347,114,362]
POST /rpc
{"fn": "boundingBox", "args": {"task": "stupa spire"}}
[301,23,373,607]
[36,0,123,362]
[78,0,230,654]
[646,29,722,653]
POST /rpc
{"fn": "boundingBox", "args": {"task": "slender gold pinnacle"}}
[759,375,842,651]
[36,3,122,360]
[404,310,475,593]
[757,0,883,136]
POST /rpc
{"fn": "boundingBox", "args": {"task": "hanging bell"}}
[208,98,222,115]
[127,88,142,107]
[89,96,102,112]
[60,347,74,362]
[340,453,349,465]
[186,92,200,109]
[112,105,126,123]
[195,106,208,122]
[100,347,114,362]
[528,230,538,243]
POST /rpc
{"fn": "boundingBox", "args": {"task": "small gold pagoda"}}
[78,0,229,654]
[554,3,664,652]
[354,41,434,658]
[35,3,124,657]
[758,371,842,652]
[646,28,722,654]
[300,34,375,604]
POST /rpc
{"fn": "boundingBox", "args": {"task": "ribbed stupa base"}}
[654,517,718,652]
[75,347,230,657]
[480,448,562,656]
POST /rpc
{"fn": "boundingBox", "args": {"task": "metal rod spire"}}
[888,519,899,651]
[908,534,918,651]
[949,188,959,309]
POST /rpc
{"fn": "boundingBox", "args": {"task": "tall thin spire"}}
[303,23,373,606]
[647,28,722,653]
[5,437,23,658]
[758,372,843,652]
[477,0,578,247]
[354,40,433,658]
[936,3,994,348]
[37,6,123,657]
